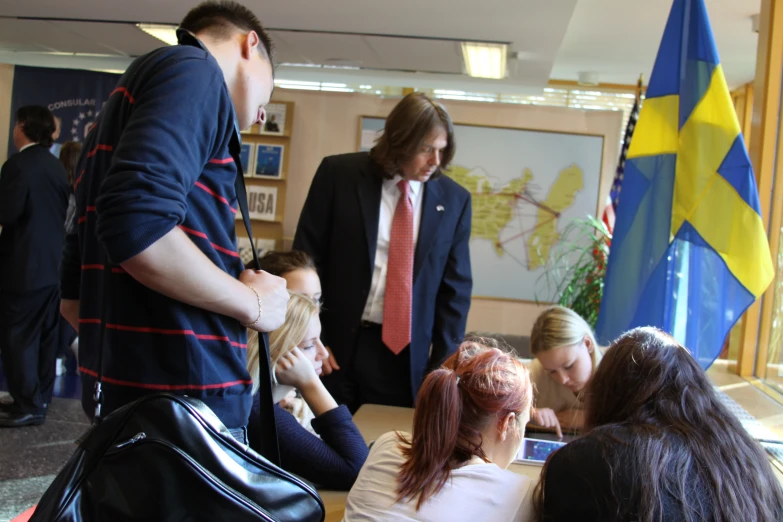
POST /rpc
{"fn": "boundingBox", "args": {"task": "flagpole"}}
[636,74,644,102]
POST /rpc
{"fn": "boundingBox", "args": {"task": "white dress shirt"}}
[361,176,424,324]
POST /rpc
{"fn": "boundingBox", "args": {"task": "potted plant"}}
[535,215,612,329]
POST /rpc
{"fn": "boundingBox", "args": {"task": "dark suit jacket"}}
[0,144,69,293]
[293,152,473,399]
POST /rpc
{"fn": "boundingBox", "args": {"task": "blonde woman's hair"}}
[246,292,321,394]
[530,306,602,367]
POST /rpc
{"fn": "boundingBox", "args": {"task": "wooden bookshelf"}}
[236,100,294,254]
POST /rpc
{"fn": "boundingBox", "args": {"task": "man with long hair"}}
[0,106,69,427]
[294,92,473,411]
[59,1,289,442]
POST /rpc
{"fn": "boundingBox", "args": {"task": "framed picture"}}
[254,144,284,179]
[240,142,255,177]
[245,185,278,221]
[236,236,256,265]
[256,238,277,257]
[260,103,286,135]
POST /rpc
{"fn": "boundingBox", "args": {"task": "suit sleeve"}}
[95,57,227,264]
[0,160,27,226]
[293,157,335,269]
[429,192,473,369]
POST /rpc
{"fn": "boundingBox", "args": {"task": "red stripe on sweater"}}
[77,206,97,224]
[78,320,247,348]
[178,225,240,258]
[80,265,126,274]
[178,225,208,239]
[208,157,234,165]
[73,169,85,189]
[78,367,251,390]
[195,181,237,214]
[87,144,113,158]
[111,87,136,104]
[103,323,247,348]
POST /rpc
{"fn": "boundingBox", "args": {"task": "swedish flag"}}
[595,0,773,368]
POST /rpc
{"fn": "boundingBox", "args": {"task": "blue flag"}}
[595,0,772,368]
[8,66,120,156]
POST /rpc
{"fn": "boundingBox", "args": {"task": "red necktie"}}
[382,180,414,355]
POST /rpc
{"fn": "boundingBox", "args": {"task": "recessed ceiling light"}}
[137,24,178,46]
[461,42,507,79]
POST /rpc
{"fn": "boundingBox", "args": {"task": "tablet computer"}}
[515,437,566,466]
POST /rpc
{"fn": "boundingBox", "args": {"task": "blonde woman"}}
[246,293,368,490]
[528,306,603,439]
[253,250,325,433]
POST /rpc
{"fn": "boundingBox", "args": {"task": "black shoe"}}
[0,412,45,427]
[0,401,13,413]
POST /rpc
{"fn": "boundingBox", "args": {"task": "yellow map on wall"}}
[359,116,606,301]
[447,163,585,270]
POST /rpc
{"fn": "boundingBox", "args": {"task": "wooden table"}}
[318,404,544,521]
[320,404,783,521]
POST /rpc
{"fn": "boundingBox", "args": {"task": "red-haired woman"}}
[343,339,535,521]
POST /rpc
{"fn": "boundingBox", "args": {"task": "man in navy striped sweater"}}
[59,1,289,443]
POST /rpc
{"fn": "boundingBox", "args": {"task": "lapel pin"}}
[436,205,445,212]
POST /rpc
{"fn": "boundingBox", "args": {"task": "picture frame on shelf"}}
[254,143,284,179]
[236,236,256,265]
[245,185,278,221]
[237,236,277,264]
[260,103,286,135]
[256,238,277,257]
[240,142,255,177]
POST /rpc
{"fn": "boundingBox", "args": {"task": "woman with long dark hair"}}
[535,327,783,521]
[56,141,83,372]
[344,339,535,521]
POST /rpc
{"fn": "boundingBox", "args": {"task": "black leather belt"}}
[360,320,382,329]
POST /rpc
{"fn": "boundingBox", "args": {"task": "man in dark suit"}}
[0,106,69,427]
[294,92,472,410]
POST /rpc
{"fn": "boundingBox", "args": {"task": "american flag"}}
[602,78,642,234]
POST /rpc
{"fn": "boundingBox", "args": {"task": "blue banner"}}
[8,65,121,156]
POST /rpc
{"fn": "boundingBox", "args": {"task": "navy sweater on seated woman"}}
[247,393,369,490]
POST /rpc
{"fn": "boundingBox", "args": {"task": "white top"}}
[362,177,424,324]
[343,432,535,522]
[526,358,583,413]
[526,347,603,413]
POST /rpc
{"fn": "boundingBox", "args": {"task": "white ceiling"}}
[552,0,761,87]
[0,0,761,93]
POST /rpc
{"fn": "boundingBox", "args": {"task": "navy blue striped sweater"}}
[61,33,251,428]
